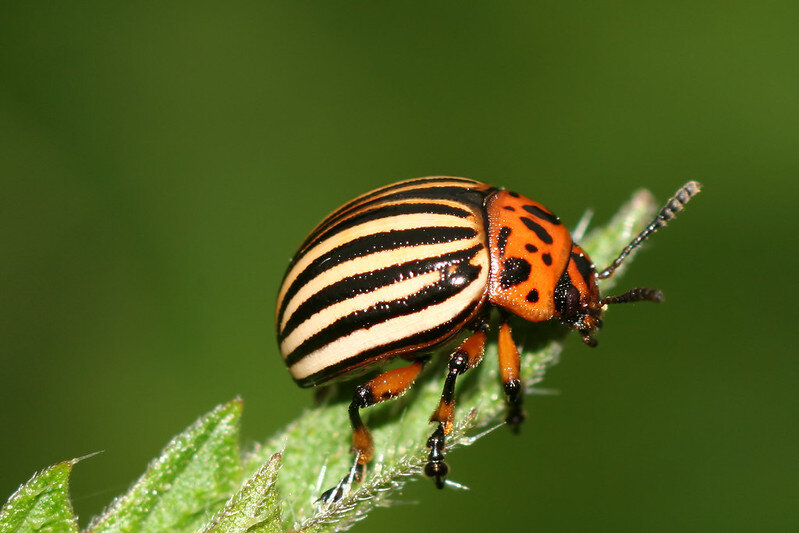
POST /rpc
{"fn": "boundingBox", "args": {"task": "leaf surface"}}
[88,399,244,532]
[200,452,284,533]
[0,460,78,533]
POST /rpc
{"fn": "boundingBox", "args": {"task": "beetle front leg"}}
[319,358,426,503]
[498,317,525,432]
[426,328,486,488]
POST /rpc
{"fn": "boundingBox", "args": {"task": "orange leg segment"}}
[425,328,487,488]
[498,319,525,431]
[320,359,426,503]
[351,360,426,465]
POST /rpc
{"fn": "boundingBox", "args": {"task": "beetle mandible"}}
[275,176,700,499]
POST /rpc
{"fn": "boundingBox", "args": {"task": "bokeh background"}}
[2,2,797,531]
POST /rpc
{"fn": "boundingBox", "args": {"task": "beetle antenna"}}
[600,287,664,305]
[597,181,701,280]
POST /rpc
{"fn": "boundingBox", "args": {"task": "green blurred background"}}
[1,2,797,530]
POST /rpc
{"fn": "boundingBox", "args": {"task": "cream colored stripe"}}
[280,270,441,357]
[277,212,474,306]
[287,254,488,380]
[279,237,479,332]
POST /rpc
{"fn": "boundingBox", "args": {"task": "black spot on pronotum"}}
[542,253,552,266]
[500,257,532,288]
[525,243,538,253]
[520,217,554,244]
[522,204,561,225]
[503,206,515,212]
[497,226,512,255]
[526,289,539,303]
[509,191,520,198]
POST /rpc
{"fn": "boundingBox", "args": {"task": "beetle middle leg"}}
[319,358,427,503]
[425,327,487,488]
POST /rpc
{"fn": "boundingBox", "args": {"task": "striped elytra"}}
[276,177,494,387]
[275,176,701,498]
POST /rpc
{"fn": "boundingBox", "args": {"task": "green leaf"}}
[199,453,284,533]
[0,460,78,533]
[88,399,244,533]
[4,187,657,533]
[242,189,659,532]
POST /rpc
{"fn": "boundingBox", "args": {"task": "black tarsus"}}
[503,379,525,432]
[424,350,470,488]
[318,459,365,505]
[425,425,448,489]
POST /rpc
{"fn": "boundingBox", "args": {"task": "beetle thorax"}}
[485,190,573,323]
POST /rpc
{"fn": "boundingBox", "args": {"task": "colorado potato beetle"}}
[275,176,700,499]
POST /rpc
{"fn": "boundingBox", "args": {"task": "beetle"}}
[275,176,700,500]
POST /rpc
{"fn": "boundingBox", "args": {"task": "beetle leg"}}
[319,359,426,503]
[498,318,525,432]
[425,328,487,488]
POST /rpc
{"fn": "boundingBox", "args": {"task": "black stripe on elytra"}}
[278,226,478,324]
[280,244,483,340]
[299,180,484,251]
[296,185,486,260]
[520,217,554,244]
[295,299,482,387]
[497,226,511,256]
[522,204,561,225]
[500,257,532,288]
[284,261,483,366]
[337,185,486,220]
[302,201,472,261]
[320,177,479,226]
[571,252,595,287]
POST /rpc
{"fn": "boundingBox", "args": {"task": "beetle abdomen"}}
[276,177,495,387]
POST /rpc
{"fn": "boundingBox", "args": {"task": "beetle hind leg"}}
[319,358,426,504]
[425,328,487,488]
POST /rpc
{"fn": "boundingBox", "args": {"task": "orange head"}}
[552,243,604,346]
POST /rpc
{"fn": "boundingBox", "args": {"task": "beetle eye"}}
[554,273,583,317]
[565,285,581,315]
